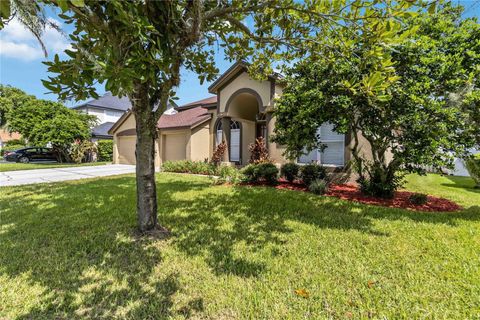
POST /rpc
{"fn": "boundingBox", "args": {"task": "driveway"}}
[0,164,136,187]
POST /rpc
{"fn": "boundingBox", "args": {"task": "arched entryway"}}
[220,88,266,165]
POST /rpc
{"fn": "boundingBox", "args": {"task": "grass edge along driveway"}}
[0,173,479,319]
[0,161,110,172]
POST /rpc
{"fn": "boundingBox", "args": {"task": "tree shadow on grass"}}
[0,175,207,319]
[156,180,480,279]
[441,175,480,194]
[1,173,479,318]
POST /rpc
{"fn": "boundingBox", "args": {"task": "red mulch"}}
[241,179,462,212]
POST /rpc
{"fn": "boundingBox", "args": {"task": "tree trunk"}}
[132,85,159,232]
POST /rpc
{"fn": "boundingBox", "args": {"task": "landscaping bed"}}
[242,179,462,212]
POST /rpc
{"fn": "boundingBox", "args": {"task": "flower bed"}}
[242,179,462,212]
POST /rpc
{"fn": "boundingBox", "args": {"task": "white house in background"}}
[73,92,177,140]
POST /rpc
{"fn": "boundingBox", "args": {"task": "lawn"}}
[0,173,479,319]
[0,161,110,172]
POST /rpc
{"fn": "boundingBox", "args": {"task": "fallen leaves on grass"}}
[294,289,310,298]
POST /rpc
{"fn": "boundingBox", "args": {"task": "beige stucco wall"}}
[112,112,161,166]
[160,129,190,163]
[218,72,271,113]
[266,115,288,164]
[240,119,255,164]
[190,122,211,162]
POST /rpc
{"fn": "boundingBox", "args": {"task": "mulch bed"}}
[242,179,462,212]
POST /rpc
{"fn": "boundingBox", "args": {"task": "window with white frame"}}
[215,121,223,146]
[298,123,345,166]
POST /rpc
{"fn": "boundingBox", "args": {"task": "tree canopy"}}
[2,85,95,160]
[273,3,479,197]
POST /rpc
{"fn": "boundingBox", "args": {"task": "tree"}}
[273,3,479,198]
[6,95,94,161]
[1,0,422,232]
[0,85,35,127]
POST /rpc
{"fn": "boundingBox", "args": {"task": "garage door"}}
[164,134,186,161]
[117,136,136,164]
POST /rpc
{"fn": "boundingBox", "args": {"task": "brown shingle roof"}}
[177,96,217,110]
[157,106,211,130]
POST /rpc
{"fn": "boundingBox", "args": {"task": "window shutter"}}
[230,129,241,162]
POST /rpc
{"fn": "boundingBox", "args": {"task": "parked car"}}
[4,147,58,163]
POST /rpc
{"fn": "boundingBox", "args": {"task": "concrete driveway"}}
[0,164,136,187]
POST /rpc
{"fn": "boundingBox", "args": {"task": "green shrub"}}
[408,193,428,205]
[281,163,300,182]
[300,164,327,185]
[241,163,279,184]
[162,160,217,175]
[308,179,329,195]
[97,140,113,162]
[214,165,243,184]
[4,139,26,147]
[465,154,480,188]
[357,170,403,199]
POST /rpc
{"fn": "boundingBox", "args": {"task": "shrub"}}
[357,170,403,199]
[241,162,279,185]
[4,139,26,147]
[409,193,428,205]
[97,140,113,161]
[215,165,243,184]
[281,163,300,182]
[300,164,327,186]
[211,141,227,165]
[465,154,480,188]
[69,140,97,164]
[248,137,271,164]
[162,160,217,175]
[308,179,329,195]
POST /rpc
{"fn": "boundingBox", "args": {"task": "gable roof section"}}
[74,92,132,112]
[177,96,217,110]
[92,122,115,138]
[207,61,284,94]
[157,106,211,130]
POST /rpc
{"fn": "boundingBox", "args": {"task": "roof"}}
[157,106,211,130]
[177,96,217,110]
[73,92,131,112]
[91,122,115,138]
[0,129,21,142]
[208,61,283,94]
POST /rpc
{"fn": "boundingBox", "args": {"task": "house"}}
[74,92,177,140]
[0,129,22,149]
[109,61,372,167]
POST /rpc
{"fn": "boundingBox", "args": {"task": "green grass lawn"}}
[1,173,479,319]
[0,161,110,172]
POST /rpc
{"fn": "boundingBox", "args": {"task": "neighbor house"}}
[0,129,21,149]
[109,61,373,167]
[74,91,177,141]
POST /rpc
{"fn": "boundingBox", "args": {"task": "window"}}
[298,123,345,166]
[215,121,223,146]
[230,120,241,162]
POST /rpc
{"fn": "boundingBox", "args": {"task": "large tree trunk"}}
[132,85,159,232]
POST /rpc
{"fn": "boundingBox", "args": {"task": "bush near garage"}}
[97,140,113,162]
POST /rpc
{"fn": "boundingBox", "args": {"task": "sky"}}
[1,1,480,108]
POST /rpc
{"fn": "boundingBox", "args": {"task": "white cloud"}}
[0,17,71,62]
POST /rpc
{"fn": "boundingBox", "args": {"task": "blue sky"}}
[1,2,479,107]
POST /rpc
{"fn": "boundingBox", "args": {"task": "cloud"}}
[0,17,71,62]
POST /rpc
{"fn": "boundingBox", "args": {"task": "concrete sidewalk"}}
[0,164,136,187]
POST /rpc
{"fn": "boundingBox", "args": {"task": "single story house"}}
[109,61,373,167]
